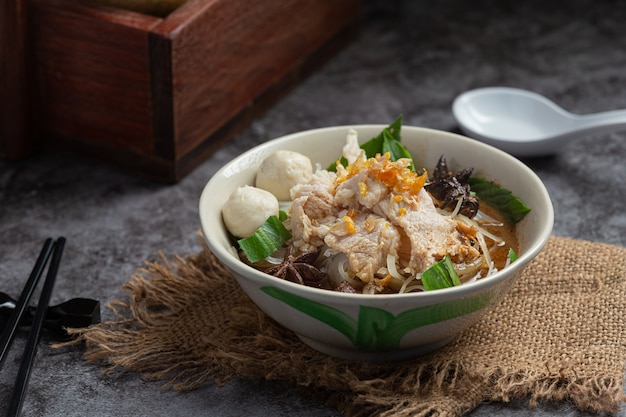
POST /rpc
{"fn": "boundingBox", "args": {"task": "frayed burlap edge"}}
[57,235,626,417]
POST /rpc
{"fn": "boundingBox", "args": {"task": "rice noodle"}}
[477,226,504,244]
[473,209,503,227]
[386,255,405,281]
[399,275,416,293]
[399,273,425,293]
[365,284,377,295]
[465,271,482,284]
[403,284,425,293]
[473,224,492,269]
[265,247,287,265]
[313,198,514,294]
[327,253,362,288]
[265,256,283,265]
[455,257,484,282]
[450,197,464,217]
[319,201,511,293]
[457,214,503,243]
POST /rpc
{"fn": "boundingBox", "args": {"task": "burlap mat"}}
[66,236,626,416]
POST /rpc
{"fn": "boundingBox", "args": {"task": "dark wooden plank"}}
[154,0,362,159]
[0,0,34,158]
[19,0,361,183]
[33,0,161,154]
[148,32,175,159]
[175,15,361,182]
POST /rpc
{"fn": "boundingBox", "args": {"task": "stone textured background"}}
[1,0,625,415]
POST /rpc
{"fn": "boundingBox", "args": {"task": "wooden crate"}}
[1,0,361,182]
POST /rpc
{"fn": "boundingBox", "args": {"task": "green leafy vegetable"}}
[382,128,414,168]
[360,115,403,157]
[421,255,462,291]
[238,215,292,263]
[329,115,414,171]
[468,177,531,225]
[507,248,518,263]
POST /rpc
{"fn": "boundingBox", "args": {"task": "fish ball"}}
[222,185,279,238]
[256,150,313,200]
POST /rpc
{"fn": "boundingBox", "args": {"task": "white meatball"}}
[255,150,313,201]
[222,185,279,238]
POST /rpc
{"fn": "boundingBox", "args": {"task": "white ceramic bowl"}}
[199,125,554,361]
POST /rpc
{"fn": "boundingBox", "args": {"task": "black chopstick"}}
[0,238,55,369]
[6,237,66,417]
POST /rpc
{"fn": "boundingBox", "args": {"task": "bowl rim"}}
[199,124,554,302]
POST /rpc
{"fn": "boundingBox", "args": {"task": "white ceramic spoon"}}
[452,86,626,157]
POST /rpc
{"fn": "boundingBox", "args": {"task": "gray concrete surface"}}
[1,0,625,415]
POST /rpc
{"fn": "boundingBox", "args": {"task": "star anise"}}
[424,155,479,218]
[266,245,323,287]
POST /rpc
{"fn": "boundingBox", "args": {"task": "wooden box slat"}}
[164,0,361,158]
[0,0,34,158]
[33,0,159,154]
[2,0,361,182]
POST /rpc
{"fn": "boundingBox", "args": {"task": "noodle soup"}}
[201,122,553,360]
[223,121,528,295]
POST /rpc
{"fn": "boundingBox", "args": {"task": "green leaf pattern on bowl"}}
[261,286,493,350]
